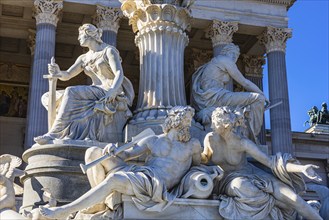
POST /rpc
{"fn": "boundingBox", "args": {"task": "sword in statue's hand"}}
[265,101,283,111]
[43,57,61,131]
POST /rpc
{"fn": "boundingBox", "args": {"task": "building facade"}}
[0,0,328,190]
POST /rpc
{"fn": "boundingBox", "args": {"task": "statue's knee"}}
[105,172,128,186]
[255,93,265,103]
[228,177,261,197]
[64,86,78,96]
[85,147,102,163]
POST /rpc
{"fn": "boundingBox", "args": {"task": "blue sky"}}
[263,0,329,132]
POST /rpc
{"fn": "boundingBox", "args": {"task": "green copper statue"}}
[305,102,329,126]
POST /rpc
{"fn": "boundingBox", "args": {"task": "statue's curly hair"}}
[211,106,245,132]
[162,106,195,142]
[79,24,103,44]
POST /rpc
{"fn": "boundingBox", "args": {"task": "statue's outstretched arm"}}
[201,135,213,164]
[286,163,322,182]
[48,55,84,81]
[224,60,264,95]
[241,137,272,168]
[121,136,157,161]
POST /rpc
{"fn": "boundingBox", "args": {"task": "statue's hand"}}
[301,164,322,182]
[48,63,61,76]
[97,90,116,104]
[102,143,117,156]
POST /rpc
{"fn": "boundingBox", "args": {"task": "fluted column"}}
[121,0,191,122]
[259,26,292,154]
[206,20,238,91]
[93,5,122,46]
[24,0,62,148]
[242,54,266,145]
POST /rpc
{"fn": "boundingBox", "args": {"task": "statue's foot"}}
[81,203,106,214]
[34,135,54,145]
[39,206,68,219]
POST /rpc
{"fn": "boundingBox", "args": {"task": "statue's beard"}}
[176,126,191,143]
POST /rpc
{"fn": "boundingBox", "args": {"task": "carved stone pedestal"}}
[122,196,223,219]
[305,124,329,135]
[21,144,91,211]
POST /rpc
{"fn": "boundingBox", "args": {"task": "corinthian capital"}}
[205,20,238,47]
[259,26,292,53]
[242,55,266,78]
[121,0,191,33]
[33,0,63,26]
[93,5,123,33]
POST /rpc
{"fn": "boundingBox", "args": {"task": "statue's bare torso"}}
[145,135,200,189]
[204,132,248,173]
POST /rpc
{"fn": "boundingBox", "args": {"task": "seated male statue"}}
[191,43,269,138]
[39,106,202,219]
[202,106,323,220]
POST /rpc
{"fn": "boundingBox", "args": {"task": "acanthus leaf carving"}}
[258,26,292,53]
[241,54,266,78]
[33,0,63,26]
[121,1,192,33]
[93,5,123,33]
[205,20,238,47]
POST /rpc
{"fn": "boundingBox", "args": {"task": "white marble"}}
[121,0,191,121]
[191,43,267,139]
[122,196,223,219]
[38,106,206,219]
[34,24,134,145]
[0,155,26,219]
[201,107,323,220]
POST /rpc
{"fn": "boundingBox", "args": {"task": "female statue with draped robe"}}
[35,24,134,145]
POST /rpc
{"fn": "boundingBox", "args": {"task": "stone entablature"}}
[259,26,292,53]
[190,0,290,28]
[33,0,63,26]
[93,5,122,33]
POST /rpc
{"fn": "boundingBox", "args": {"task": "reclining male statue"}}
[39,106,203,219]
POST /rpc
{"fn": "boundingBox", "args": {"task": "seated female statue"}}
[35,24,134,145]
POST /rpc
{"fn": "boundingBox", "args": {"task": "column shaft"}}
[102,30,117,46]
[267,51,292,153]
[121,1,191,121]
[136,27,188,114]
[25,24,56,148]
